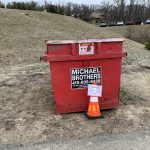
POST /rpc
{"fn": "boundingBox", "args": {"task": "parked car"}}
[116,21,124,26]
[135,20,142,25]
[125,19,134,25]
[145,18,150,24]
[109,21,116,26]
[100,21,107,27]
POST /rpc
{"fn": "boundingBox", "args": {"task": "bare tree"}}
[72,3,81,18]
[129,0,135,18]
[80,4,93,21]
[100,0,111,21]
[0,1,5,8]
[113,0,126,20]
[146,0,150,18]
[65,2,72,16]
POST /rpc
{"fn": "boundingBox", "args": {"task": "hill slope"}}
[0,8,118,66]
[0,8,150,144]
[0,8,150,66]
[101,25,150,44]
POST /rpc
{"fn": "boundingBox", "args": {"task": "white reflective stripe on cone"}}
[90,96,98,102]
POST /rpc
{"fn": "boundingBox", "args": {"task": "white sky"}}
[2,0,110,5]
[2,0,133,6]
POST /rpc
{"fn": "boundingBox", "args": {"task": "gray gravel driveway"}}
[1,130,150,150]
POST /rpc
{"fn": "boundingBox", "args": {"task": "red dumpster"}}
[43,38,126,113]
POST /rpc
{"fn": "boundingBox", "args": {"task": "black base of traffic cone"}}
[85,112,104,119]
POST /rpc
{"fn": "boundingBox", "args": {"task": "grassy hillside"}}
[0,8,118,66]
[0,8,150,67]
[0,8,150,144]
[104,25,150,44]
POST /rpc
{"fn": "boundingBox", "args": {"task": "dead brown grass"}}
[104,25,150,44]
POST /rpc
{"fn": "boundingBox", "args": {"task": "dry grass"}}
[121,65,150,101]
[0,9,119,67]
[104,25,150,44]
[0,8,150,144]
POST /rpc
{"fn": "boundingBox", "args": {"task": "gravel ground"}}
[1,131,150,150]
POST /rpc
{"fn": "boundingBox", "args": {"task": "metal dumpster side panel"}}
[50,58,122,113]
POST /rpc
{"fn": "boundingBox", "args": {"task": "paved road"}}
[1,131,150,150]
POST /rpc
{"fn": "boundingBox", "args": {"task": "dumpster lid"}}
[46,38,125,44]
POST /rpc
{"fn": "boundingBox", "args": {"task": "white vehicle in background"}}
[116,21,124,26]
[100,21,107,27]
[145,18,150,24]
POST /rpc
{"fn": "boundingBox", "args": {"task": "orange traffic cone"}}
[86,95,102,119]
[86,82,102,119]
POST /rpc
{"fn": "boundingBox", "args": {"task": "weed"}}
[145,40,150,50]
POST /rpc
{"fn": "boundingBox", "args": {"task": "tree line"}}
[0,0,150,22]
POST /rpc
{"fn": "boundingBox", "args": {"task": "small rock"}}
[87,141,93,146]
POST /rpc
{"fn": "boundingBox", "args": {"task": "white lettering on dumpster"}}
[71,67,101,89]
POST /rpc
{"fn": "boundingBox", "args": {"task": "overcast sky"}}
[2,0,111,5]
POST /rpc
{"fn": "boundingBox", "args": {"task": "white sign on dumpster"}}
[79,43,94,55]
[88,84,102,97]
[71,67,101,89]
